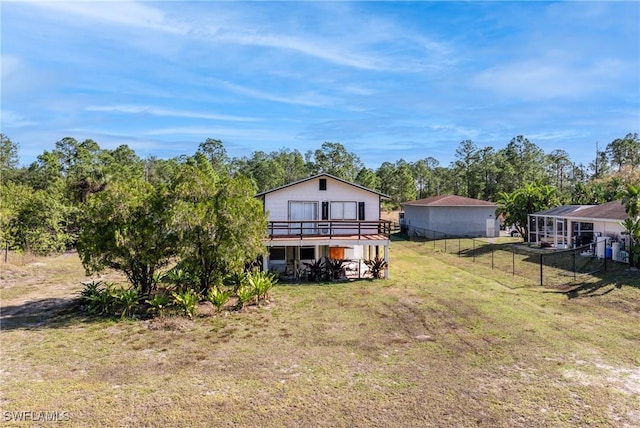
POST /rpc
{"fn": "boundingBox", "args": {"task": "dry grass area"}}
[1,243,639,427]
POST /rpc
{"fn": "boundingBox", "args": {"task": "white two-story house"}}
[256,173,391,279]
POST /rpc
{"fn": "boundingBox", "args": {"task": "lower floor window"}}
[269,247,286,261]
[300,247,315,260]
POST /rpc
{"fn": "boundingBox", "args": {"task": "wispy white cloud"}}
[85,105,259,122]
[343,85,376,96]
[471,57,626,100]
[215,31,386,71]
[23,0,189,34]
[3,1,637,168]
[215,80,336,108]
[0,110,38,128]
[23,1,452,74]
[143,126,279,138]
[1,55,22,79]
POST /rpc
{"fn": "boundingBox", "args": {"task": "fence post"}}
[512,246,515,275]
[472,239,475,262]
[604,249,607,272]
[458,238,461,257]
[573,250,576,281]
[540,253,544,286]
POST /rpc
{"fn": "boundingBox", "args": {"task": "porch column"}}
[263,252,270,272]
[384,245,389,279]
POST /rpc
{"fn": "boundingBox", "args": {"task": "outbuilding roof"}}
[402,195,496,207]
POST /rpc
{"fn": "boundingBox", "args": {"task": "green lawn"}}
[1,241,639,427]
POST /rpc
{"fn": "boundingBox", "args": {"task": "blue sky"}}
[2,1,639,168]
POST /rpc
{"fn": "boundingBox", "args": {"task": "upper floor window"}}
[330,201,357,220]
[319,178,327,190]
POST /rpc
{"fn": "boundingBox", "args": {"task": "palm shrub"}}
[303,258,326,282]
[145,293,172,317]
[110,286,140,319]
[79,280,103,302]
[79,281,115,315]
[223,271,247,292]
[364,257,388,279]
[325,258,348,280]
[171,289,199,319]
[247,271,277,302]
[235,285,256,309]
[164,267,195,292]
[206,286,230,312]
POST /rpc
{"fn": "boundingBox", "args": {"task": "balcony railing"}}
[266,220,392,240]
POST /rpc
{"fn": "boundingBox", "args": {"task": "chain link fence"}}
[404,226,628,287]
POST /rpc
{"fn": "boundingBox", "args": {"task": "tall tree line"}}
[1,132,639,255]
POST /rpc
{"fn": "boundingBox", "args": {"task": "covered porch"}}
[262,224,391,280]
[528,205,592,248]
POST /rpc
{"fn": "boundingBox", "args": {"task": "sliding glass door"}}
[289,201,318,234]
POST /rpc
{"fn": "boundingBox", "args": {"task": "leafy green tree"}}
[412,157,439,198]
[570,182,593,205]
[23,151,63,191]
[355,167,381,191]
[77,179,176,295]
[589,149,610,179]
[376,161,397,197]
[235,151,285,192]
[546,149,572,195]
[0,134,19,184]
[496,182,559,241]
[0,183,70,255]
[621,184,640,267]
[496,136,546,193]
[607,133,640,171]
[476,147,500,201]
[441,166,458,196]
[453,140,481,198]
[143,156,181,185]
[272,148,308,182]
[171,161,266,293]
[395,160,417,203]
[305,142,363,181]
[375,160,416,204]
[0,182,30,252]
[197,138,229,173]
[103,144,144,183]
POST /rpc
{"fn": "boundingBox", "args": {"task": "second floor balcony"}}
[265,220,393,241]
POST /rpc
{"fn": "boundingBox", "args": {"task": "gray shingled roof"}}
[402,195,496,207]
[564,200,627,221]
[531,205,593,217]
[531,200,628,221]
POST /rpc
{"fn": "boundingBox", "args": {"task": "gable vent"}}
[319,178,327,191]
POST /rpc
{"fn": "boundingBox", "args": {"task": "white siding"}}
[263,176,380,222]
